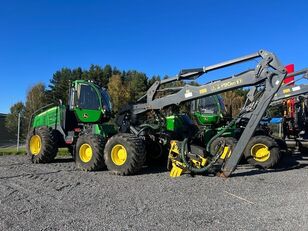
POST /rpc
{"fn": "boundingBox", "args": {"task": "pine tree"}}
[124,71,148,101]
[48,67,82,104]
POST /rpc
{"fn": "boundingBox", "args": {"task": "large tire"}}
[75,134,106,171]
[209,137,237,157]
[209,137,237,167]
[26,127,58,163]
[145,139,167,166]
[244,135,280,169]
[104,133,146,175]
[275,138,288,154]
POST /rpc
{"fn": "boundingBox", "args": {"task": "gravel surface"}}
[0,153,307,231]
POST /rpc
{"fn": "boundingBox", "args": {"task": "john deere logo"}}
[83,113,89,118]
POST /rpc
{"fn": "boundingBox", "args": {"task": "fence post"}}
[17,113,20,152]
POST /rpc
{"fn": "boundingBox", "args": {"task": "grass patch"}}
[0,147,70,156]
[58,148,71,157]
[0,147,26,156]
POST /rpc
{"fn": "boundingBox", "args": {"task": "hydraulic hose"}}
[137,123,161,136]
[180,138,217,173]
[205,116,239,154]
[181,113,244,174]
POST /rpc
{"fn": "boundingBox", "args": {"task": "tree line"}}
[5,64,161,139]
[5,64,247,140]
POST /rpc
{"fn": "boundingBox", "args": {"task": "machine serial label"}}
[211,79,242,91]
[292,86,301,91]
[283,88,291,94]
[199,88,207,94]
[185,90,193,98]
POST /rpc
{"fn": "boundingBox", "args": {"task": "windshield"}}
[101,88,112,112]
[198,96,219,114]
[78,84,100,110]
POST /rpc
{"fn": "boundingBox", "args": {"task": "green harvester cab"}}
[27,80,118,171]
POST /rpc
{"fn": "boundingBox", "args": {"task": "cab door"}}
[74,84,102,123]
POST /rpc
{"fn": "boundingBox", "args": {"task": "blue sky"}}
[0,0,307,113]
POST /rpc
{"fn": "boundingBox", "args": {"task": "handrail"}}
[27,103,56,134]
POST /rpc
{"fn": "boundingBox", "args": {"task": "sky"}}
[0,0,308,113]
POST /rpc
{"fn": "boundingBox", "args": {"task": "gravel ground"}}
[0,153,307,231]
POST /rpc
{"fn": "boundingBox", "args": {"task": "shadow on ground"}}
[53,157,74,163]
[48,150,308,177]
[231,151,308,177]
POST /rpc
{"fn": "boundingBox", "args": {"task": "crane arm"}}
[132,50,285,115]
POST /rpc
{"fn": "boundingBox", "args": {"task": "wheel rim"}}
[79,144,93,163]
[111,144,127,166]
[29,135,41,155]
[251,143,270,162]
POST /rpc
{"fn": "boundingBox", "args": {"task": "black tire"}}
[275,138,288,153]
[298,142,308,155]
[75,134,106,171]
[26,127,58,163]
[208,137,237,169]
[209,137,237,157]
[145,139,167,166]
[68,145,75,159]
[244,135,280,169]
[104,133,146,175]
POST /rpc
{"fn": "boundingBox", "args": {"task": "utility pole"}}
[17,112,20,152]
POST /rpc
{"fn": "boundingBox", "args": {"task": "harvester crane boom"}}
[272,68,308,102]
[222,70,306,176]
[242,69,308,109]
[117,49,287,177]
[132,50,285,115]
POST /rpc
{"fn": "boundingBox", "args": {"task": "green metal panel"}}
[73,81,104,123]
[74,108,102,123]
[92,123,117,137]
[166,116,175,131]
[32,105,64,128]
[166,115,185,131]
[194,112,220,125]
[202,125,235,145]
[216,126,235,136]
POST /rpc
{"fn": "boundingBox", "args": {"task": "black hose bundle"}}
[180,114,241,174]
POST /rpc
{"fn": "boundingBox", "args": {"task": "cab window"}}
[101,88,112,112]
[199,96,218,114]
[78,84,100,110]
